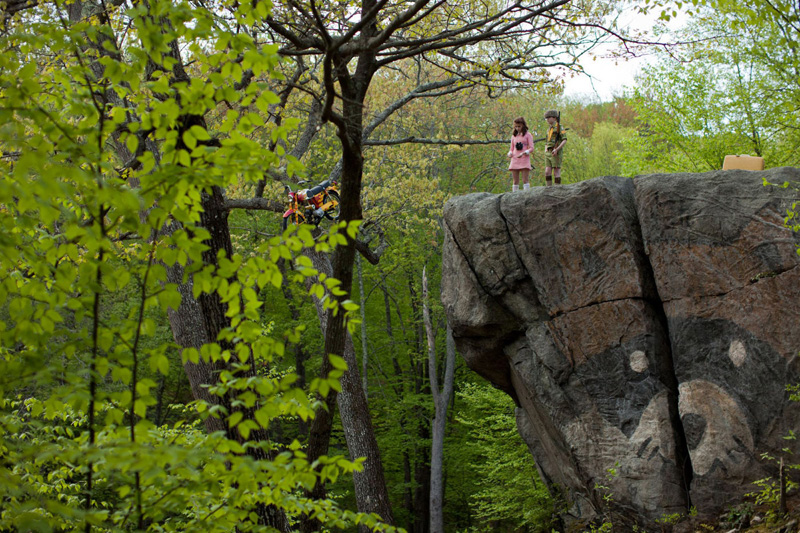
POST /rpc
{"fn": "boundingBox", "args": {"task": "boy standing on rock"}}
[544,110,567,186]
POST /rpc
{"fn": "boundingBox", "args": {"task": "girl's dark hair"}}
[512,117,528,136]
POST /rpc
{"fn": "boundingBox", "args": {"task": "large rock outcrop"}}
[441,168,800,530]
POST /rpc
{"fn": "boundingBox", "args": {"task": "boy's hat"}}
[544,110,559,119]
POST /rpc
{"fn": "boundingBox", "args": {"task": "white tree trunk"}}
[423,267,456,533]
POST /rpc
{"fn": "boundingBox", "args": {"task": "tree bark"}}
[63,0,235,439]
[313,22,395,524]
[423,267,456,533]
[357,254,369,402]
[305,246,394,529]
[157,185,290,531]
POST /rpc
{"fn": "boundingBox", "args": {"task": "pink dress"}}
[508,131,534,170]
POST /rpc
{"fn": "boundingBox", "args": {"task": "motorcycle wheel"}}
[324,190,341,221]
[282,211,306,231]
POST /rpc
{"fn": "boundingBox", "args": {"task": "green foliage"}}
[565,121,636,181]
[652,0,800,106]
[737,383,800,524]
[14,0,800,530]
[655,506,697,527]
[748,476,784,508]
[622,58,761,173]
[451,382,554,532]
[0,0,397,530]
[0,397,373,532]
[584,522,612,533]
[768,181,800,257]
[722,501,754,526]
[592,462,619,514]
[788,383,800,402]
[620,1,800,173]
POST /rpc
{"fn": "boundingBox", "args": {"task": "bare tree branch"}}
[541,14,709,57]
[374,0,574,66]
[224,197,285,212]
[1,0,36,18]
[354,237,385,265]
[364,130,569,147]
[364,137,506,146]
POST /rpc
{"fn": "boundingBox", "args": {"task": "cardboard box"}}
[722,154,765,171]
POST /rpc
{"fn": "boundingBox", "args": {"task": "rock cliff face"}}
[441,169,800,529]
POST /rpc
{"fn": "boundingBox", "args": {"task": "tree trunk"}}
[67,0,234,440]
[159,188,290,531]
[423,267,456,533]
[411,268,431,532]
[304,246,394,529]
[316,41,395,524]
[299,346,337,533]
[357,253,369,402]
[165,249,226,434]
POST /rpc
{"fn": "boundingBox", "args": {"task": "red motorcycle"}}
[282,179,341,230]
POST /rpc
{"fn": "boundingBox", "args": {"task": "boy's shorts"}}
[544,148,562,168]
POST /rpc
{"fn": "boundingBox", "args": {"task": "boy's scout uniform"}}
[544,119,566,168]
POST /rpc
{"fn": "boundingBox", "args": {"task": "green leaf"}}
[126,133,139,154]
[182,129,197,150]
[189,125,211,141]
[156,354,170,375]
[182,347,200,364]
[228,411,243,428]
[134,399,147,418]
[328,354,348,371]
[111,106,127,124]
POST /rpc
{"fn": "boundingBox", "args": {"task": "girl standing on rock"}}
[507,117,534,191]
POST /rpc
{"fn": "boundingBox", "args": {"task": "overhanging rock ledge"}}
[441,169,800,529]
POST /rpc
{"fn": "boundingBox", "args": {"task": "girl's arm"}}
[524,132,534,155]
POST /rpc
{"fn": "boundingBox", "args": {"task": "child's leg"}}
[521,169,530,189]
[511,170,520,191]
[554,167,561,185]
[544,166,553,186]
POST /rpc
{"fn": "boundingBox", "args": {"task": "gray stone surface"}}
[442,168,800,529]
